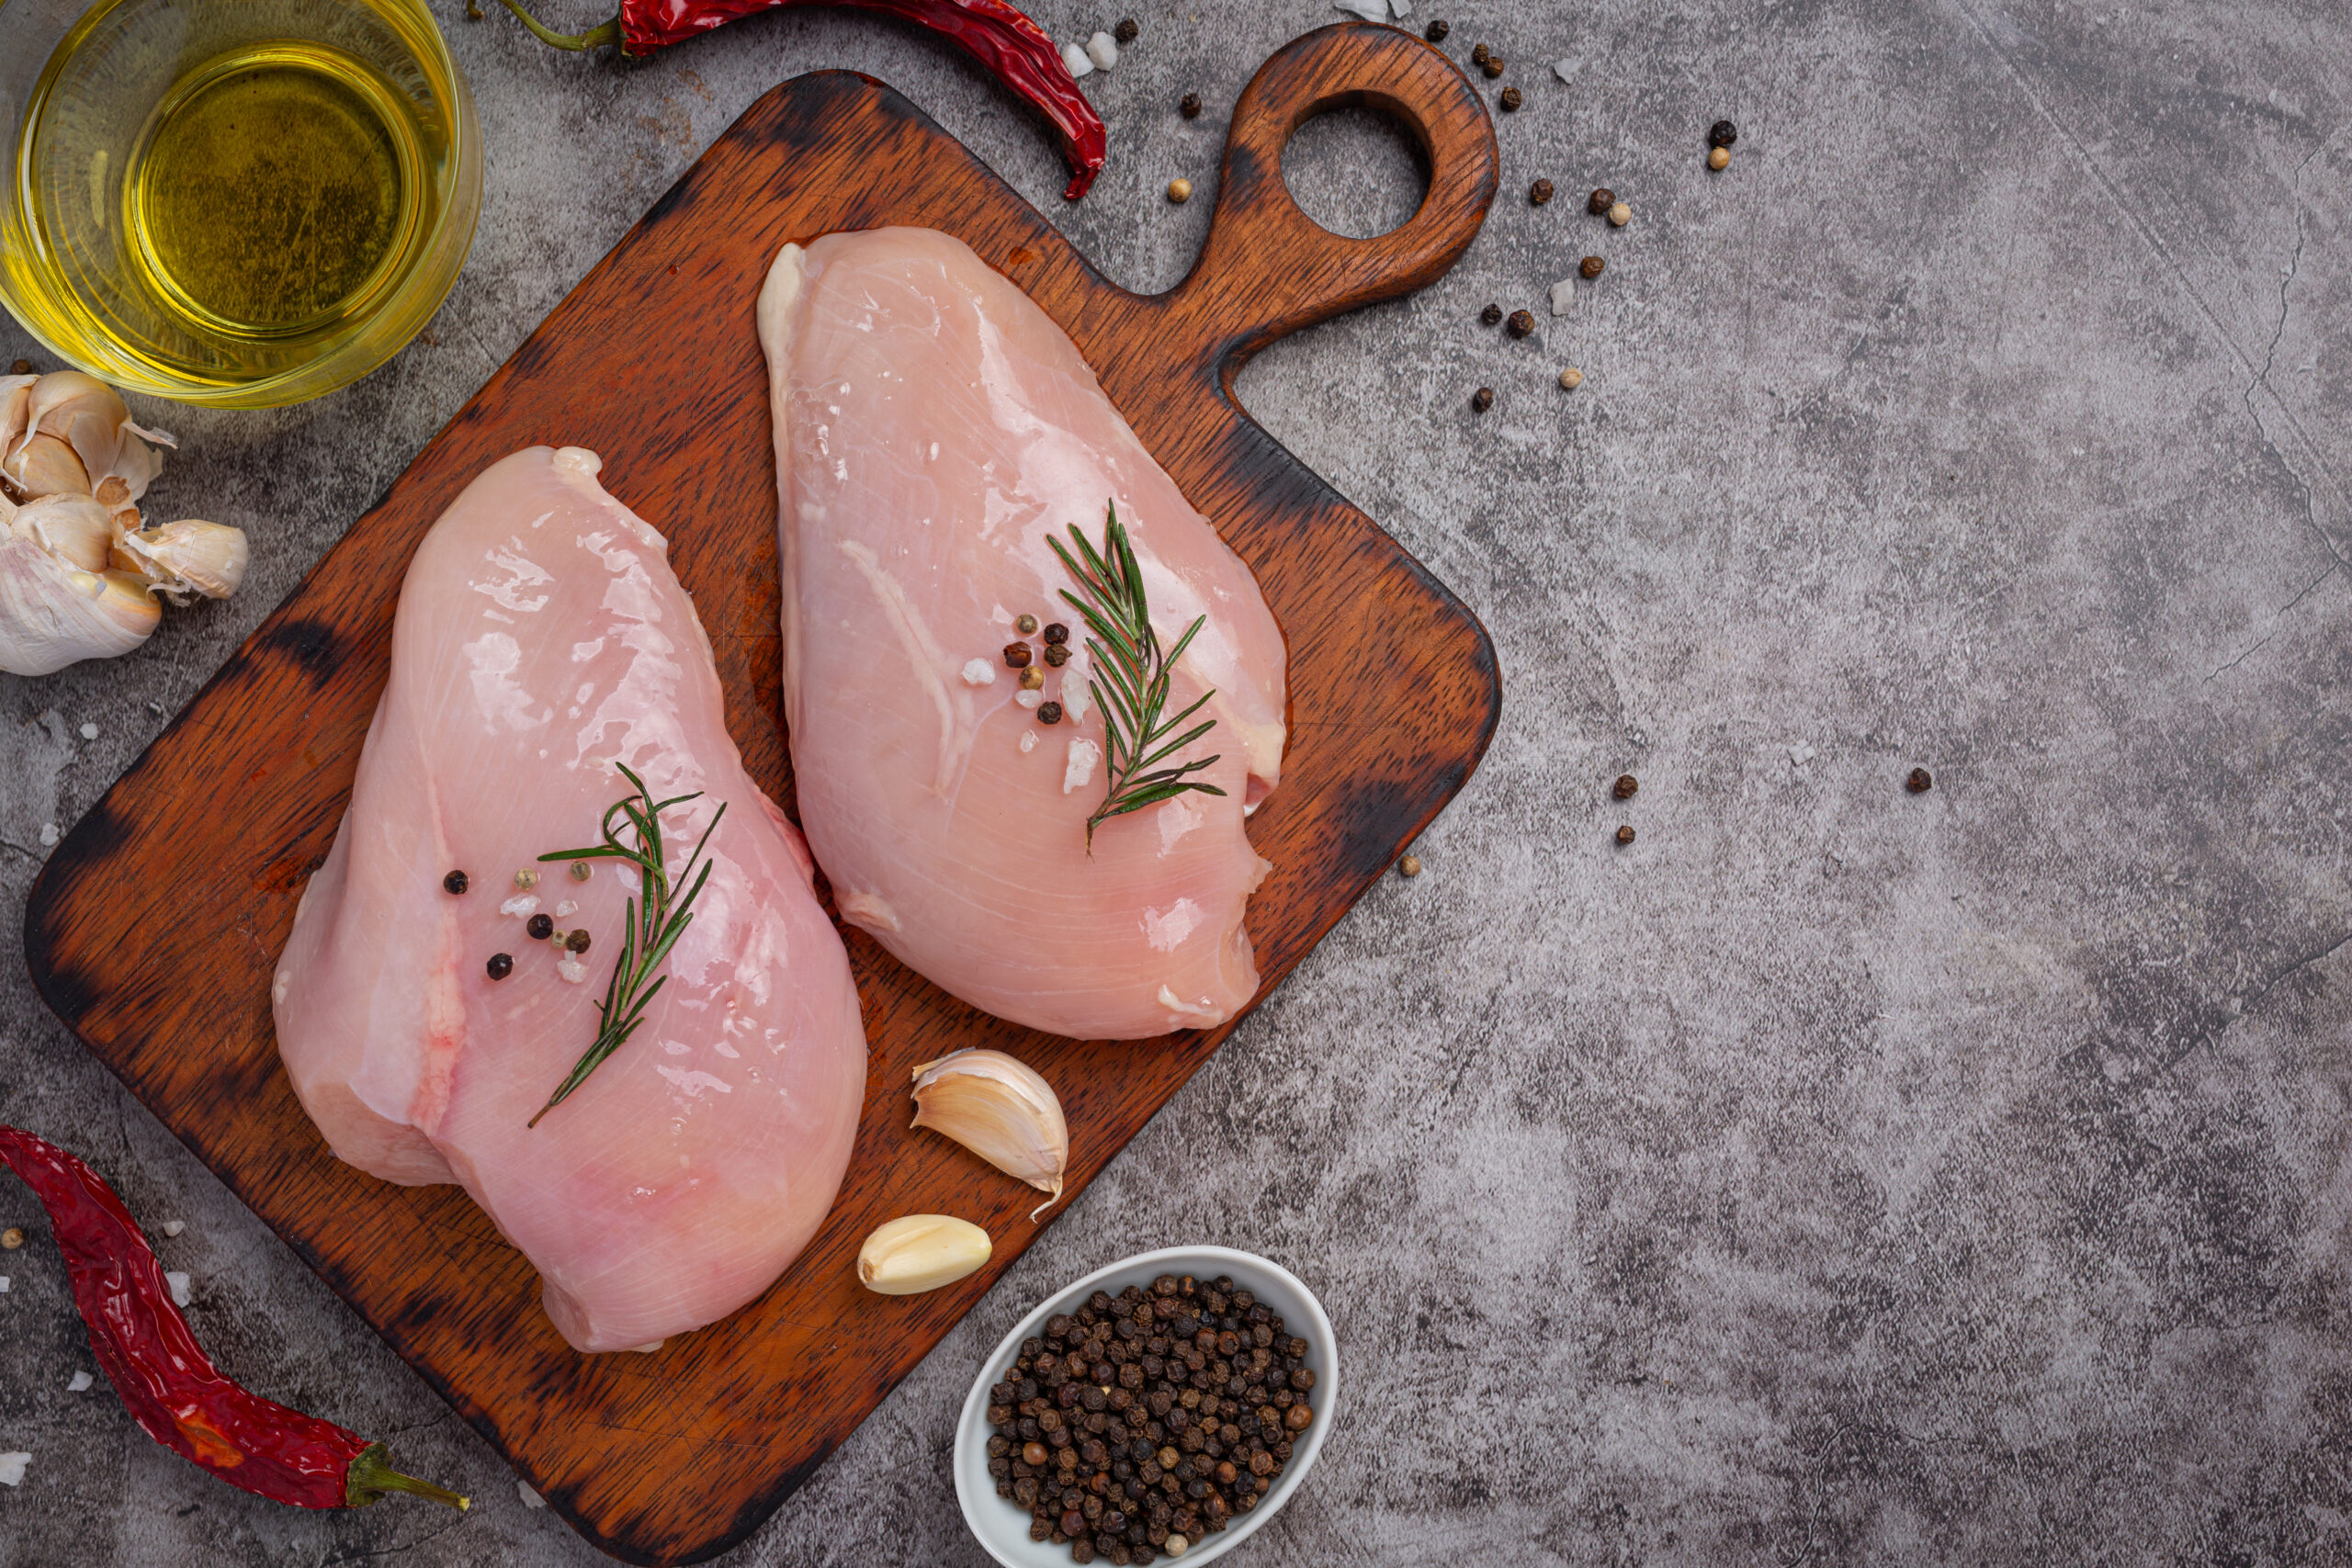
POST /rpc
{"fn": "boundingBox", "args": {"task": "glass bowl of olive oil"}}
[0,0,480,408]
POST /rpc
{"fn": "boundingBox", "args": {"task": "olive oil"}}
[0,0,478,405]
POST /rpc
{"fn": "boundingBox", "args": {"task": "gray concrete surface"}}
[6,0,2350,1562]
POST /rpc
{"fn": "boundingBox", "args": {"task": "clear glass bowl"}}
[0,0,480,408]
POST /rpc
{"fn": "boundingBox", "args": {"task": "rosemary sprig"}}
[526,762,726,1127]
[1049,501,1227,849]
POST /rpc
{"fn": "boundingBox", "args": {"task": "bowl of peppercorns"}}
[956,1247,1337,1567]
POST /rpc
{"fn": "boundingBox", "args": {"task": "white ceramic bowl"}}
[956,1247,1337,1567]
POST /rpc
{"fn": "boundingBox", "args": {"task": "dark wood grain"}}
[22,21,1499,1564]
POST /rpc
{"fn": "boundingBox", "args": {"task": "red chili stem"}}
[0,1125,469,1513]
[493,0,1106,198]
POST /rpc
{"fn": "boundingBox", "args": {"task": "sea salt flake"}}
[1552,58,1575,85]
[1549,278,1577,316]
[501,894,542,917]
[960,658,996,687]
[555,900,578,917]
[38,823,58,847]
[1019,730,1038,754]
[1085,30,1118,69]
[0,1452,28,1486]
[1064,739,1101,794]
[160,1220,185,1237]
[0,1276,8,1292]
[1061,40,1093,77]
[558,957,590,984]
[1389,0,1413,15]
[78,722,97,740]
[165,1271,190,1307]
[67,1371,92,1393]
[1017,689,1044,709]
[519,1480,547,1509]
[1333,0,1387,17]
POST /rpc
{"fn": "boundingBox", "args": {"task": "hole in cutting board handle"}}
[1283,104,1431,241]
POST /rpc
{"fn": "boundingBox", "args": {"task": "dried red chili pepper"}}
[0,1125,469,1513]
[493,0,1108,199]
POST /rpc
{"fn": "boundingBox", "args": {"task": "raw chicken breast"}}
[758,228,1286,1039]
[273,446,866,1353]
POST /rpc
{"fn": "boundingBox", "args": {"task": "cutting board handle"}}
[1163,20,1499,378]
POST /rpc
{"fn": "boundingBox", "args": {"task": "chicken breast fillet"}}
[758,227,1286,1039]
[273,446,867,1353]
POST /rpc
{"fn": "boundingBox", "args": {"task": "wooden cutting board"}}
[23,21,1498,1563]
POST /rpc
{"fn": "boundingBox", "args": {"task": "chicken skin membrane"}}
[759,227,1286,1039]
[273,446,867,1353]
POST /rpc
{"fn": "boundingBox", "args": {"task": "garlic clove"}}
[3,432,93,500]
[15,371,171,502]
[14,494,116,572]
[0,539,158,675]
[119,518,248,602]
[0,375,32,461]
[856,1213,991,1295]
[910,1048,1069,1219]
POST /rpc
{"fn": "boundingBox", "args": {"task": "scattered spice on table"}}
[492,0,1108,199]
[1006,641,1035,668]
[1479,302,1503,326]
[1580,255,1605,278]
[1039,702,1065,725]
[569,860,593,882]
[1399,854,1422,877]
[1017,614,1040,635]
[1709,146,1731,171]
[7,359,30,377]
[566,929,593,954]
[1472,387,1494,412]
[1608,200,1630,226]
[986,1272,1316,1564]
[0,1126,469,1513]
[1045,644,1071,667]
[443,870,469,895]
[1470,41,1487,64]
[514,867,539,890]
[1613,773,1638,800]
[1167,178,1193,204]
[1022,666,1046,690]
[1907,768,1933,793]
[1558,367,1583,389]
[1709,118,1739,148]
[1499,85,1521,109]
[487,953,514,980]
[1,1227,23,1249]
[1179,92,1201,118]
[1114,17,1136,42]
[1043,622,1069,646]
[1506,310,1534,338]
[528,912,555,941]
[1615,824,1636,845]
[1530,178,1554,205]
[1482,56,1505,79]
[1424,17,1447,40]
[1588,186,1614,214]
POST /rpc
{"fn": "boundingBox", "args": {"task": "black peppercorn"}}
[443,869,469,895]
[1588,186,1614,214]
[1472,387,1494,412]
[1709,118,1738,148]
[1469,41,1488,64]
[1044,643,1070,667]
[1612,773,1638,799]
[1481,55,1504,78]
[1479,301,1502,326]
[1179,92,1201,118]
[1615,824,1635,845]
[527,912,554,941]
[1506,309,1534,338]
[7,358,30,376]
[1005,642,1034,668]
[567,929,592,953]
[1039,702,1065,725]
[1530,178,1554,205]
[1579,254,1605,279]
[1906,767,1933,793]
[1043,622,1069,645]
[487,953,514,979]
[1499,85,1521,109]
[1424,17,1448,40]
[1114,17,1136,43]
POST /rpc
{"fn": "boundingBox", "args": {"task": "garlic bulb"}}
[856,1213,992,1296]
[0,369,243,676]
[910,1048,1069,1219]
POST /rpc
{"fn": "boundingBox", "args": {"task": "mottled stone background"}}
[4,1,2349,1563]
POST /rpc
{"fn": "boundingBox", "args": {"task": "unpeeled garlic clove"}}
[0,539,158,675]
[3,432,92,500]
[14,494,116,572]
[119,519,248,601]
[856,1213,991,1295]
[9,371,171,502]
[910,1048,1069,1219]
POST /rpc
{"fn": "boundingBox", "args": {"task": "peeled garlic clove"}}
[121,519,248,601]
[4,432,93,500]
[16,371,171,502]
[14,493,116,572]
[910,1048,1069,1218]
[856,1214,991,1295]
[0,540,158,675]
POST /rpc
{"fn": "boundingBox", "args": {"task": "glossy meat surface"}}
[759,227,1287,1039]
[273,446,866,1353]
